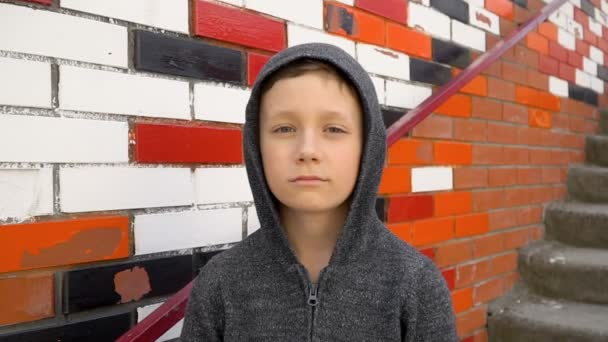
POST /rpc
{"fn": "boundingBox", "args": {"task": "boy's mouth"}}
[290,175,328,182]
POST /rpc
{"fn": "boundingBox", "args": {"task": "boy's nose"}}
[296,131,320,162]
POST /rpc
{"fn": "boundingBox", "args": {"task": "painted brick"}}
[569,83,599,105]
[431,0,469,23]
[486,0,514,19]
[539,55,559,75]
[356,0,408,23]
[0,273,54,326]
[0,115,128,163]
[469,5,500,35]
[527,31,549,55]
[558,62,576,83]
[412,217,454,246]
[386,23,432,59]
[375,197,386,221]
[356,43,410,80]
[61,0,188,33]
[135,123,243,164]
[63,255,192,313]
[59,167,193,212]
[387,195,434,222]
[248,52,272,86]
[325,2,385,46]
[462,0,484,7]
[379,167,411,194]
[248,206,261,235]
[455,213,490,237]
[567,51,583,69]
[246,0,323,29]
[599,65,608,81]
[382,108,404,129]
[529,108,552,128]
[0,3,127,68]
[558,28,576,50]
[0,168,53,221]
[452,20,486,51]
[549,76,569,96]
[0,216,129,273]
[386,80,432,109]
[549,40,569,62]
[388,139,434,165]
[408,3,452,40]
[432,39,471,69]
[410,58,451,85]
[194,82,250,124]
[0,313,131,342]
[135,208,242,255]
[434,141,473,165]
[434,191,472,216]
[387,223,413,244]
[575,69,592,87]
[138,303,183,341]
[371,77,386,105]
[59,66,190,119]
[217,0,243,5]
[436,94,472,118]
[287,24,355,57]
[134,30,243,84]
[591,45,605,64]
[550,10,568,30]
[567,19,584,39]
[194,250,225,273]
[194,167,253,204]
[583,56,598,75]
[581,0,596,16]
[194,0,286,52]
[589,18,603,37]
[412,167,453,192]
[0,57,51,108]
[590,75,604,93]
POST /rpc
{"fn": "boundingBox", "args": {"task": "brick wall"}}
[0,0,603,340]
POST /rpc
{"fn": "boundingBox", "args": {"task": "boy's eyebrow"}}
[267,109,352,121]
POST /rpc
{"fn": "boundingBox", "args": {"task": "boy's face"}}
[259,71,363,214]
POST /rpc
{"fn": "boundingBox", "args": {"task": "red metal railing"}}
[117,0,569,340]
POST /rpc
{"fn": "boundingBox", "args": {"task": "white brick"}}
[386,80,432,109]
[138,304,183,341]
[591,76,604,94]
[463,0,484,7]
[246,0,323,29]
[194,167,253,204]
[603,0,608,13]
[0,57,51,108]
[218,0,242,5]
[549,76,569,97]
[287,24,355,57]
[571,0,581,7]
[468,6,500,35]
[575,69,592,88]
[60,167,193,212]
[334,0,354,4]
[452,20,486,51]
[134,208,242,255]
[549,10,568,29]
[356,43,409,80]
[61,0,188,33]
[591,46,604,65]
[59,66,189,119]
[596,9,608,25]
[558,28,576,50]
[589,18,603,37]
[560,2,574,17]
[0,115,128,163]
[0,168,53,220]
[411,167,453,193]
[247,206,260,236]
[408,3,451,40]
[371,76,385,105]
[584,57,598,75]
[193,83,250,124]
[0,3,127,68]
[567,19,583,39]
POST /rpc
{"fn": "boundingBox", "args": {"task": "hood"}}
[243,43,387,267]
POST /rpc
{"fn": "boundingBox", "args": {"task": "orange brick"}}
[474,277,504,304]
[379,167,411,194]
[436,240,474,268]
[529,108,552,128]
[515,85,539,107]
[388,138,433,165]
[452,287,474,314]
[456,306,487,338]
[434,191,472,217]
[473,233,506,258]
[386,22,431,59]
[0,216,129,273]
[455,213,490,238]
[0,273,54,326]
[486,0,514,20]
[538,22,558,41]
[387,222,413,243]
[538,91,560,111]
[325,2,385,45]
[412,217,454,246]
[436,94,472,118]
[453,69,488,96]
[434,141,473,165]
[526,31,549,55]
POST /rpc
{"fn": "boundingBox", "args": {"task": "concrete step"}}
[545,200,608,249]
[600,110,607,135]
[488,283,608,342]
[567,164,608,203]
[586,135,608,167]
[519,240,608,304]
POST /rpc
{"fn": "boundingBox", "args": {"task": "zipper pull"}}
[308,283,319,306]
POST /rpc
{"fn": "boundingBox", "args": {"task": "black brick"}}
[382,108,405,129]
[63,255,193,313]
[430,0,469,23]
[432,38,471,69]
[410,58,452,86]
[513,0,527,8]
[194,249,225,274]
[568,83,598,106]
[598,65,608,82]
[581,0,595,17]
[134,29,244,84]
[375,197,386,222]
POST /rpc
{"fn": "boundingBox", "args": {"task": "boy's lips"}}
[290,175,327,182]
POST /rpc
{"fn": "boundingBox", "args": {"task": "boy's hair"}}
[259,58,358,97]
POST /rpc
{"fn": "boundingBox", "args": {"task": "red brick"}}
[471,97,502,120]
[486,0,514,20]
[455,213,490,237]
[567,51,583,69]
[574,7,588,27]
[487,78,516,101]
[472,189,505,212]
[248,52,272,86]
[538,55,559,75]
[527,69,548,90]
[412,217,454,246]
[513,45,539,69]
[492,252,518,275]
[453,167,488,190]
[194,0,285,52]
[558,62,576,83]
[452,287,474,314]
[387,195,434,223]
[0,217,129,273]
[135,123,243,164]
[453,119,487,142]
[388,138,434,165]
[456,306,487,338]
[502,103,529,124]
[472,145,504,165]
[24,0,52,4]
[355,0,408,23]
[548,40,568,62]
[488,168,518,187]
[436,240,474,268]
[584,28,598,45]
[412,115,453,139]
[501,62,528,84]
[474,277,504,304]
[0,273,54,326]
[503,227,531,249]
[489,208,519,231]
[443,268,456,290]
[576,40,590,56]
[486,122,519,144]
[473,233,506,258]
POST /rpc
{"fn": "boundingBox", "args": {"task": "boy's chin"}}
[279,198,348,214]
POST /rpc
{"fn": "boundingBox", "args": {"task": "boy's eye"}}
[326,126,346,134]
[273,126,295,133]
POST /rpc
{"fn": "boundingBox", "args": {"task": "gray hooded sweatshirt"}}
[181,43,458,341]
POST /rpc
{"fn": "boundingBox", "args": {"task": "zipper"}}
[308,282,318,342]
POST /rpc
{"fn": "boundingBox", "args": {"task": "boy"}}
[181,43,458,341]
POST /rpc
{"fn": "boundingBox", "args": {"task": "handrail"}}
[117,0,569,340]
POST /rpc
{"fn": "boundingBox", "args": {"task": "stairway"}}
[488,110,608,341]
